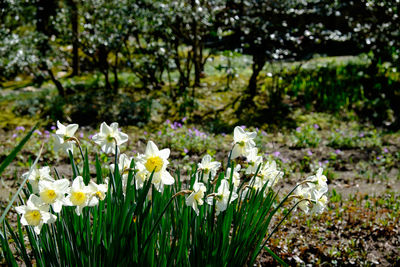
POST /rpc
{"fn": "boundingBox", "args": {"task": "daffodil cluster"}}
[293,168,329,214]
[184,126,328,216]
[16,121,113,234]
[17,122,328,235]
[17,169,107,233]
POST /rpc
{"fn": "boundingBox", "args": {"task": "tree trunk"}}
[36,0,65,96]
[67,0,79,76]
[98,45,111,91]
[113,52,119,92]
[245,54,266,105]
[48,69,65,97]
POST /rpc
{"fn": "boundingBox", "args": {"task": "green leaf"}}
[0,124,37,176]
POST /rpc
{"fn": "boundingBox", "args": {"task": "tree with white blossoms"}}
[15,195,57,234]
[92,122,128,154]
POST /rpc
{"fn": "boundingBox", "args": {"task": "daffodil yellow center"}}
[71,191,86,205]
[194,191,203,202]
[94,191,105,200]
[238,141,245,147]
[40,189,57,203]
[25,210,41,226]
[107,135,114,143]
[145,156,163,172]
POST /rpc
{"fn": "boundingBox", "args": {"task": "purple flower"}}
[184,148,189,154]
[383,147,389,153]
[158,131,162,135]
[166,119,171,124]
[16,126,25,131]
[261,130,267,136]
[34,130,42,136]
[221,133,226,137]
[182,117,187,122]
[376,156,382,160]
[12,133,18,138]
[318,161,323,167]
[359,132,364,138]
[335,149,342,154]
[313,124,319,129]
[241,125,246,129]
[51,126,56,131]
[324,160,329,164]
[281,158,288,163]
[273,151,281,157]
[307,150,313,156]
[296,127,301,132]
[144,131,147,135]
[89,134,94,140]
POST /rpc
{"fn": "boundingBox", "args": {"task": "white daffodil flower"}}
[134,162,149,189]
[224,164,241,189]
[38,179,70,213]
[306,168,328,195]
[23,166,55,194]
[92,122,128,154]
[197,154,221,183]
[15,194,57,234]
[231,126,257,159]
[185,182,206,216]
[294,185,311,214]
[241,177,263,200]
[110,153,133,192]
[66,176,96,216]
[53,121,79,154]
[138,141,174,192]
[258,161,284,188]
[245,147,263,175]
[311,192,328,215]
[87,180,108,206]
[207,179,238,215]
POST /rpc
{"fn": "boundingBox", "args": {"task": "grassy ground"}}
[1,55,399,265]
